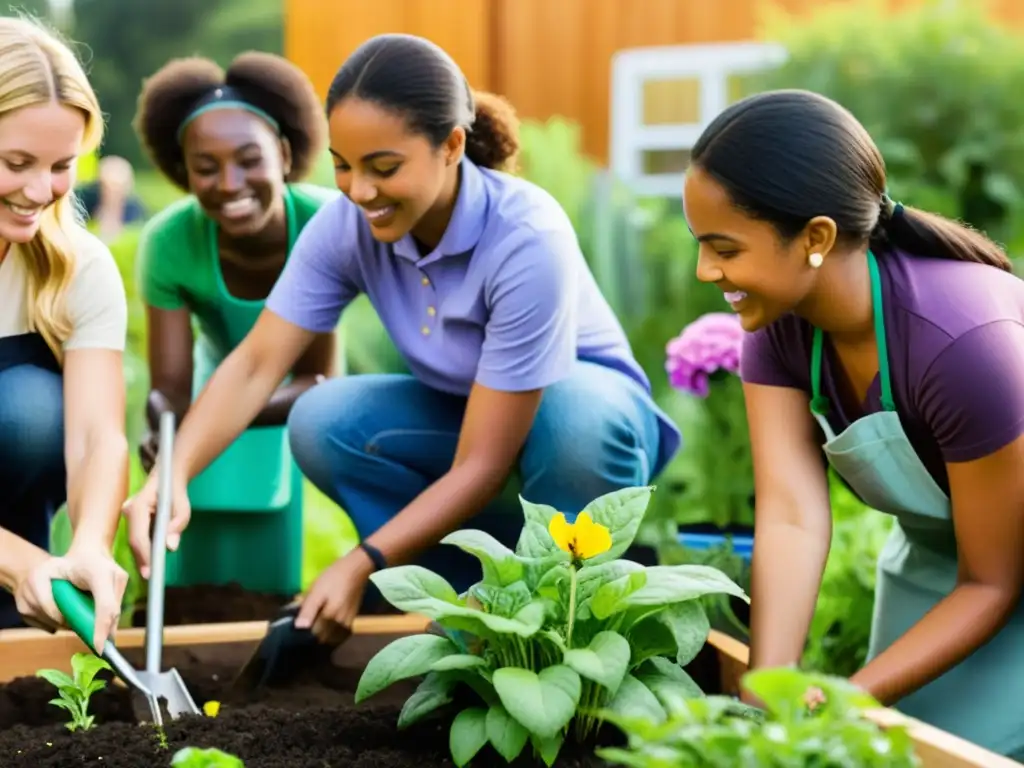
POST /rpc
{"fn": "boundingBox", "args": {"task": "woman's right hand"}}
[124,472,192,579]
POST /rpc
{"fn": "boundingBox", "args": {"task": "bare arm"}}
[63,347,130,551]
[744,381,834,672]
[144,304,194,426]
[362,383,544,568]
[850,433,1024,705]
[144,305,336,432]
[0,528,48,593]
[171,308,318,483]
[250,330,337,427]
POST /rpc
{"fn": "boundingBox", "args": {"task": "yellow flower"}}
[548,512,612,561]
[203,700,221,718]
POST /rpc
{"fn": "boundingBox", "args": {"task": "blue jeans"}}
[287,361,664,599]
[0,360,66,628]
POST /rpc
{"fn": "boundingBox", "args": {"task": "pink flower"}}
[665,312,744,397]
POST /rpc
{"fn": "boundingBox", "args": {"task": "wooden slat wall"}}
[283,0,492,99]
[285,0,1024,165]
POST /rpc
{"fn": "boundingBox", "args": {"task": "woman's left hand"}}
[294,551,372,644]
[14,542,129,652]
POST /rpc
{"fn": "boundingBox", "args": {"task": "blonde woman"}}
[0,16,130,652]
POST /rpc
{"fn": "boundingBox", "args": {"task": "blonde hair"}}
[0,16,103,362]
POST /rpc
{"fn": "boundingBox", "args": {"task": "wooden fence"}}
[284,0,1024,165]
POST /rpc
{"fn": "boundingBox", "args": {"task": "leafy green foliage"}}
[755,0,1024,261]
[801,472,890,676]
[171,746,245,768]
[35,652,112,732]
[599,667,920,767]
[355,486,748,766]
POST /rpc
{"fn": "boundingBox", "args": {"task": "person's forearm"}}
[173,347,287,482]
[0,528,48,592]
[65,428,129,553]
[851,581,1018,706]
[250,375,324,427]
[364,460,510,566]
[749,519,831,670]
[147,388,189,431]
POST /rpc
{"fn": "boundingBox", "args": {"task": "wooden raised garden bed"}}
[0,611,737,768]
[0,610,1016,768]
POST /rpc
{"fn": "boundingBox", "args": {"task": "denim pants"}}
[287,360,664,600]
[0,334,66,628]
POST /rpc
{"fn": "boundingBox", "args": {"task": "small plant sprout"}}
[355,485,749,767]
[36,652,112,732]
[171,746,245,768]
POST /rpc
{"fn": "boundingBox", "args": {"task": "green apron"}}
[809,250,1024,759]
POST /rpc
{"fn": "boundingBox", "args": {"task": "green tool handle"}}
[51,578,101,652]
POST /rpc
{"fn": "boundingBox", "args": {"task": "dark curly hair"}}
[325,34,520,173]
[134,51,327,191]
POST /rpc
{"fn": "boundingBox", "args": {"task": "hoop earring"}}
[808,252,824,269]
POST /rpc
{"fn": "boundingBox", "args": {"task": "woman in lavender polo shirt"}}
[125,34,680,643]
[683,89,1024,756]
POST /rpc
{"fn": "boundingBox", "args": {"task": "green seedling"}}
[170,746,245,767]
[355,485,749,767]
[36,652,112,732]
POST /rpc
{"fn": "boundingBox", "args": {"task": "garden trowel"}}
[50,578,164,725]
[131,411,202,724]
[230,600,347,692]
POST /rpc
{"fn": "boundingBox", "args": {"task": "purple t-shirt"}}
[265,157,681,465]
[740,247,1024,494]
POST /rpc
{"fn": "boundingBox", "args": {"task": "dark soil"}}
[0,586,727,767]
[0,626,693,768]
[130,583,290,627]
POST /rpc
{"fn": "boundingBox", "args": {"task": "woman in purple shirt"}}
[126,34,680,643]
[683,89,1024,756]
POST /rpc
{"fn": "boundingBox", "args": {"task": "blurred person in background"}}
[126,33,680,646]
[0,15,130,652]
[685,88,1024,758]
[75,154,147,243]
[130,51,338,475]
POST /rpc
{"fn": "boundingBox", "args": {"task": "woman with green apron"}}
[131,52,338,593]
[684,89,1024,758]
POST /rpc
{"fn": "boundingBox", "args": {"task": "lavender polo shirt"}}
[741,247,1024,495]
[266,157,681,466]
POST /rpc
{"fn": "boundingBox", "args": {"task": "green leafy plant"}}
[802,471,889,677]
[755,0,1024,262]
[170,746,245,768]
[599,667,920,767]
[660,537,750,640]
[35,652,112,732]
[354,485,749,767]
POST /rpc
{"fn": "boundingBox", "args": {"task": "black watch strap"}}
[360,541,388,571]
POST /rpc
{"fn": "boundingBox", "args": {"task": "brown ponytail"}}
[464,90,520,173]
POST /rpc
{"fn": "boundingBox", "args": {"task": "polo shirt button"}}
[421,325,430,335]
[427,306,436,316]
[421,276,430,286]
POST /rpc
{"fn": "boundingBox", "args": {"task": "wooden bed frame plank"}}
[0,618,1015,767]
